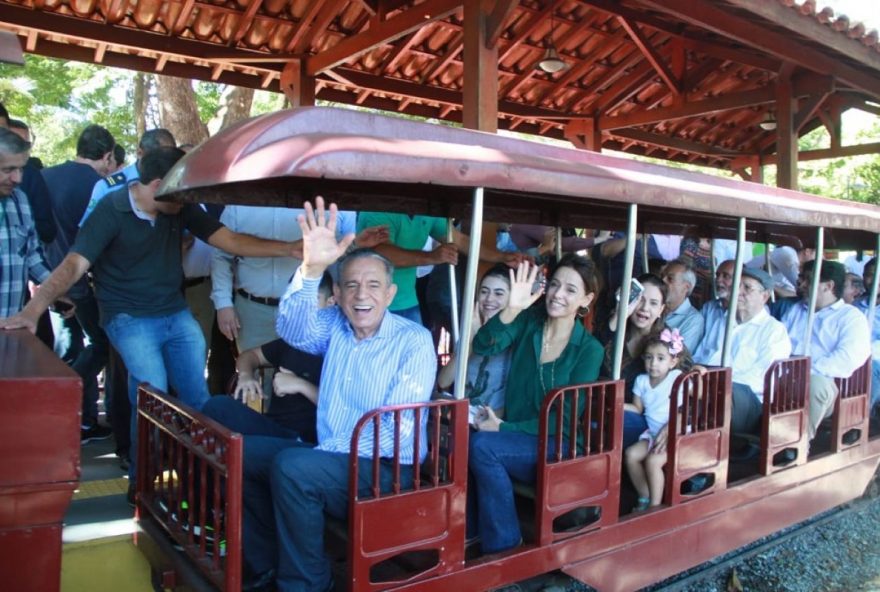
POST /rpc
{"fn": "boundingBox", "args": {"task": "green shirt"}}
[357,212,446,311]
[472,307,603,437]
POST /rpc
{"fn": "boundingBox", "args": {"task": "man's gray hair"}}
[338,248,395,284]
[0,128,30,155]
[668,257,697,295]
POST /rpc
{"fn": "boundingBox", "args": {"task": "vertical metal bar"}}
[612,204,638,379]
[641,232,649,272]
[804,228,825,357]
[453,188,484,399]
[710,238,717,297]
[868,234,880,338]
[721,218,747,368]
[765,242,776,303]
[447,219,460,345]
[555,226,563,261]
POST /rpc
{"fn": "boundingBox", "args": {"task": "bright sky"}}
[816,0,879,30]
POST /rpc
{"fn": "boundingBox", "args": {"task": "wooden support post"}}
[565,118,602,152]
[463,0,498,132]
[775,71,797,190]
[750,155,764,184]
[280,59,315,108]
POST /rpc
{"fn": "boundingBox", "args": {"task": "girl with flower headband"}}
[624,327,691,511]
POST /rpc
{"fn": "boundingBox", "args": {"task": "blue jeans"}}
[468,430,551,554]
[104,309,211,480]
[871,359,880,412]
[202,395,300,440]
[243,443,409,591]
[623,410,648,449]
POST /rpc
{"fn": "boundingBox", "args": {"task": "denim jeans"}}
[243,444,409,591]
[623,410,648,449]
[71,292,109,427]
[202,395,300,440]
[104,308,211,480]
[468,430,551,554]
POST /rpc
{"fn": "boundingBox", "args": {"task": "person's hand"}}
[0,314,36,333]
[298,196,355,277]
[273,367,306,397]
[470,300,484,338]
[431,242,459,265]
[538,227,556,256]
[692,364,709,375]
[506,261,544,313]
[233,372,262,404]
[217,307,240,341]
[354,225,389,249]
[501,251,527,267]
[651,425,669,454]
[475,406,503,432]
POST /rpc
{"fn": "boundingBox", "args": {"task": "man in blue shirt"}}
[241,198,436,592]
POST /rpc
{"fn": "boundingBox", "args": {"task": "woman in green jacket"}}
[468,254,604,553]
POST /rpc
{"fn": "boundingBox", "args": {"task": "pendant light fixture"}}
[537,10,567,74]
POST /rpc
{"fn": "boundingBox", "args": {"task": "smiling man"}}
[239,197,436,592]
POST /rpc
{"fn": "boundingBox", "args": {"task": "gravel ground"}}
[515,493,880,592]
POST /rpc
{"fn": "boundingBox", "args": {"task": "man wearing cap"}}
[694,267,791,433]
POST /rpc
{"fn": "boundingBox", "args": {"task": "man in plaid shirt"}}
[0,128,51,318]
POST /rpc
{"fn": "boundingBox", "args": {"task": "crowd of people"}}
[0,104,878,592]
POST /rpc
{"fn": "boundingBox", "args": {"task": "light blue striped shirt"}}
[276,270,436,463]
[693,298,727,364]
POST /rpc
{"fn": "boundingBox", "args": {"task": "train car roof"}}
[159,107,880,249]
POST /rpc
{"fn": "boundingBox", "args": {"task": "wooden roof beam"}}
[639,0,880,100]
[486,0,520,49]
[793,92,831,133]
[231,0,265,45]
[617,17,680,96]
[291,0,337,54]
[598,74,833,130]
[419,31,462,83]
[498,0,555,63]
[854,102,880,117]
[306,0,461,76]
[613,128,744,157]
[172,0,197,36]
[732,142,880,168]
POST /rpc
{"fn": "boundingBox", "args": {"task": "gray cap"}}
[741,267,774,291]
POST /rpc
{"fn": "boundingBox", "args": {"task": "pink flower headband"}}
[659,328,684,356]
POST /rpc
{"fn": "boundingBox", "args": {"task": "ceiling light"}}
[759,112,777,131]
[538,45,567,74]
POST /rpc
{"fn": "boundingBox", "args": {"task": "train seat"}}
[758,357,811,475]
[664,368,732,506]
[831,357,872,452]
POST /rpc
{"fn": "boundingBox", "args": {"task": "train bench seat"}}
[135,386,469,592]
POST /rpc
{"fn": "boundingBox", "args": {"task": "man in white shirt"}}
[661,258,704,352]
[695,267,791,433]
[781,259,871,438]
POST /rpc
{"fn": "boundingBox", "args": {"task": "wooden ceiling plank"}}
[25,29,37,51]
[260,71,275,88]
[498,0,555,63]
[155,53,169,72]
[613,128,744,157]
[617,16,680,96]
[725,0,880,75]
[639,0,880,100]
[172,0,197,36]
[94,43,106,63]
[598,74,832,130]
[563,40,655,112]
[419,32,463,83]
[287,0,331,53]
[306,0,461,76]
[585,59,657,114]
[380,30,420,73]
[486,0,520,50]
[231,0,265,45]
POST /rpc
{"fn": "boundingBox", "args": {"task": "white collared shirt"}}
[781,298,871,379]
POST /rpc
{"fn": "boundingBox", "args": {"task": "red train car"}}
[128,107,880,592]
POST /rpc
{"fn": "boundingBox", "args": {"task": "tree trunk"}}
[215,86,254,131]
[155,75,209,146]
[133,72,147,139]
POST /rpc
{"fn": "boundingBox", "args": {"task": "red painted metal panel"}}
[832,357,872,453]
[761,357,810,475]
[0,524,63,592]
[348,399,469,592]
[665,368,731,506]
[535,380,624,546]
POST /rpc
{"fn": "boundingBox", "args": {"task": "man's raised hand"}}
[297,196,355,278]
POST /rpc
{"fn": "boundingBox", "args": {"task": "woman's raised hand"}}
[297,196,355,277]
[506,261,544,313]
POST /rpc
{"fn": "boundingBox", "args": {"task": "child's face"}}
[643,343,677,380]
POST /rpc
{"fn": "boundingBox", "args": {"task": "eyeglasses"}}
[740,282,765,295]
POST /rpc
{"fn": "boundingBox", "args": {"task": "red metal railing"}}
[534,380,624,546]
[760,357,810,475]
[348,399,469,592]
[136,386,242,592]
[664,368,731,506]
[832,357,872,452]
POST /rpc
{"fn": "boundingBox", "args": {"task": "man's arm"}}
[232,347,271,403]
[450,228,523,265]
[210,208,241,341]
[0,252,91,332]
[372,241,458,268]
[207,226,304,259]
